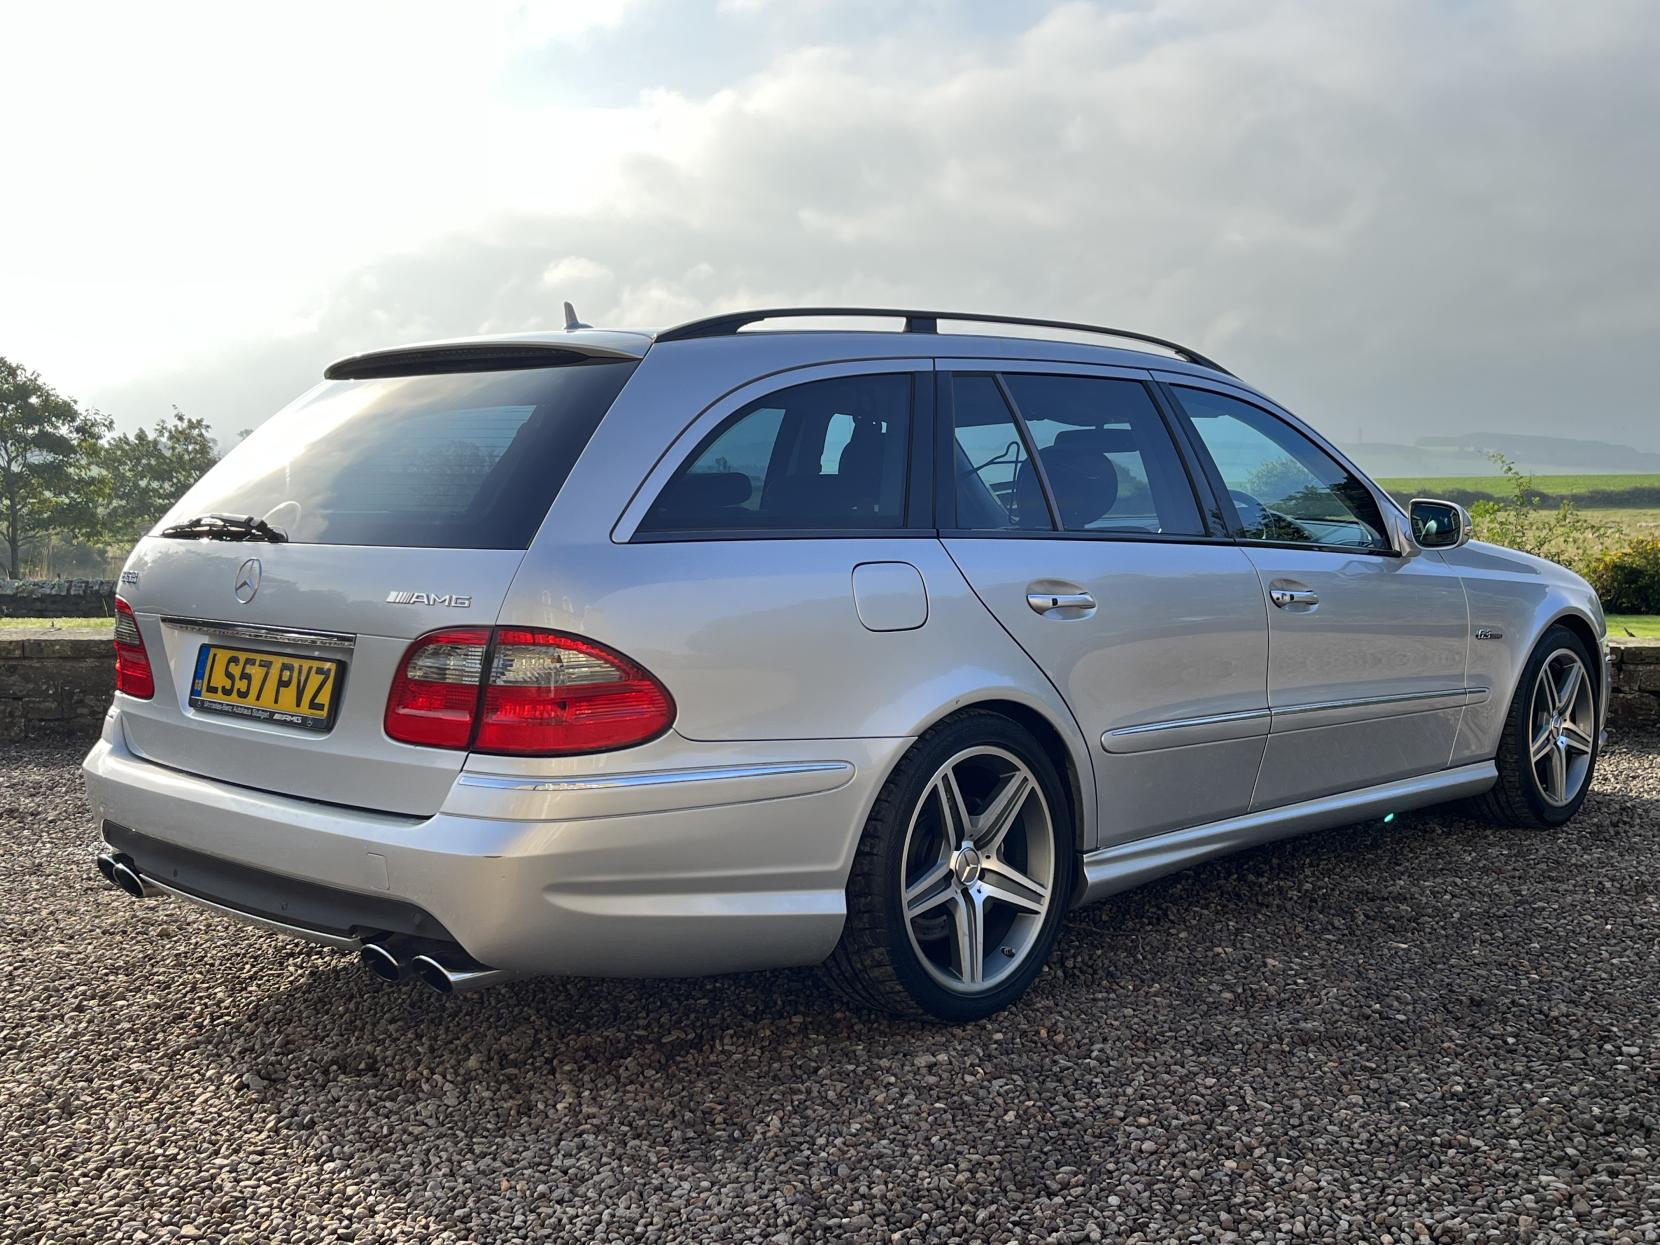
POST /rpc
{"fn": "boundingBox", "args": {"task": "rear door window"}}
[639,373,914,533]
[949,375,1051,530]
[159,361,637,548]
[1000,374,1204,535]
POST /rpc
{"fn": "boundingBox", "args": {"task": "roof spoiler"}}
[325,337,641,380]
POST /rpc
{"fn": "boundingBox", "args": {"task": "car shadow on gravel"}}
[193,730,1660,1102]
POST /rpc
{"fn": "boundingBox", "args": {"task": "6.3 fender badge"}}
[1474,626,1504,640]
[234,558,261,604]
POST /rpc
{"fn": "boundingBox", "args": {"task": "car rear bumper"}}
[82,713,907,977]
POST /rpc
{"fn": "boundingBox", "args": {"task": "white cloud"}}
[7,0,1660,452]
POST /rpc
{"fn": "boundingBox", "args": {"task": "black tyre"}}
[1468,624,1600,828]
[822,710,1072,1022]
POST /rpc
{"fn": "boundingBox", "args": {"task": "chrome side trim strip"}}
[1103,689,1491,754]
[1268,686,1488,733]
[1108,707,1270,737]
[140,873,364,950]
[1273,686,1478,718]
[161,616,358,650]
[1076,761,1498,907]
[456,760,854,794]
[1102,707,1271,755]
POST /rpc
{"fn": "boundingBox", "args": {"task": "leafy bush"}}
[1585,538,1660,614]
[1466,455,1615,574]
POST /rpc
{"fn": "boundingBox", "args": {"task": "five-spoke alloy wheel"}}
[824,711,1070,1021]
[1528,648,1597,807]
[1471,623,1601,828]
[900,746,1056,995]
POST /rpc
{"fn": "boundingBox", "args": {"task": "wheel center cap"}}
[951,845,984,887]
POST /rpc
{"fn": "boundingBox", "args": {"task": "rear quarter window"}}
[638,373,914,534]
[158,361,636,549]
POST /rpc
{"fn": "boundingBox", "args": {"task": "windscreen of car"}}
[156,361,637,548]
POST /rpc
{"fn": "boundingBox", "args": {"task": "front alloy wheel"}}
[1470,623,1600,828]
[1527,648,1596,807]
[824,711,1070,1021]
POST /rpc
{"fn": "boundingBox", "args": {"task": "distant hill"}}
[1342,432,1660,478]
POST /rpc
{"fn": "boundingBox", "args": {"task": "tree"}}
[0,357,109,578]
[85,407,221,546]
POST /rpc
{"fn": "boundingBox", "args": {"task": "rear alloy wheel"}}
[1469,624,1600,828]
[823,712,1070,1021]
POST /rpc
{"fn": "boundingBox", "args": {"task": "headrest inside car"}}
[659,471,751,515]
[1052,427,1139,454]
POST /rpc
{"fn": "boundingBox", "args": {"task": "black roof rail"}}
[655,306,1233,376]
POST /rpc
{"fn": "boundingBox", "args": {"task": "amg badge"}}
[385,590,473,608]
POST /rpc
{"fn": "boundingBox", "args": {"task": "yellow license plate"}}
[189,644,344,732]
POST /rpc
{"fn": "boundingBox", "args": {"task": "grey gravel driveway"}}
[3,733,1659,1244]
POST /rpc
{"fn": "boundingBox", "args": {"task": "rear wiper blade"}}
[159,513,289,543]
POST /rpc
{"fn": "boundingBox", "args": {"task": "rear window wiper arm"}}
[159,513,289,543]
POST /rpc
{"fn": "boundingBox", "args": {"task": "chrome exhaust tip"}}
[408,953,513,996]
[359,942,405,983]
[109,858,157,899]
[95,852,118,885]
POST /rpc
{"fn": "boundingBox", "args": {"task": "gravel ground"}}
[3,734,1659,1245]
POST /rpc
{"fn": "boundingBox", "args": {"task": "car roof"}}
[323,308,1247,390]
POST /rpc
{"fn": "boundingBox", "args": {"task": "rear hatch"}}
[115,349,638,817]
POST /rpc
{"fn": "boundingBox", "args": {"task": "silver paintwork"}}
[454,760,853,793]
[86,316,1608,987]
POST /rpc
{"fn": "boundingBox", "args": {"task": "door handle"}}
[1269,584,1319,609]
[1026,590,1096,614]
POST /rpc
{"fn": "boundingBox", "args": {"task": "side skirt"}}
[1075,761,1498,906]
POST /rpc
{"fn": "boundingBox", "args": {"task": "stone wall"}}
[1,632,112,741]
[0,579,117,619]
[2,630,1658,743]
[1608,638,1660,728]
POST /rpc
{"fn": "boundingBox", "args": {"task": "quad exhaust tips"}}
[97,851,160,899]
[360,942,511,995]
[95,848,512,996]
[408,954,513,996]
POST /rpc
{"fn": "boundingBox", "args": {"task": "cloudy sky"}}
[4,0,1658,455]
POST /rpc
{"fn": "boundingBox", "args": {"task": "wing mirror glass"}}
[1409,498,1472,549]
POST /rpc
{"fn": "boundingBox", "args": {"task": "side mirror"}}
[1409,498,1473,549]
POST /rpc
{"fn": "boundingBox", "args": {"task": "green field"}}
[1607,615,1660,638]
[1579,506,1660,531]
[1377,472,1660,500]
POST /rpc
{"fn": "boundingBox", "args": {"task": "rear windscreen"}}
[158,361,637,548]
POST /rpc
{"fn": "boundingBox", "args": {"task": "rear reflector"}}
[113,596,155,700]
[384,627,674,755]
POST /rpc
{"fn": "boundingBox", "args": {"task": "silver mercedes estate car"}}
[85,306,1607,1021]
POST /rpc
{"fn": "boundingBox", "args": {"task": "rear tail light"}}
[384,627,674,755]
[112,596,155,700]
[383,628,490,749]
